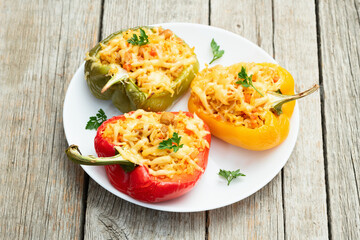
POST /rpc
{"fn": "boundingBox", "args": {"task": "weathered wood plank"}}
[274,0,328,238]
[209,0,328,239]
[101,0,209,37]
[0,0,101,239]
[85,180,206,240]
[318,0,360,238]
[84,1,209,239]
[209,1,285,239]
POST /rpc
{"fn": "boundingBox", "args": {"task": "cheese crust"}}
[190,63,283,129]
[91,27,197,96]
[101,110,209,178]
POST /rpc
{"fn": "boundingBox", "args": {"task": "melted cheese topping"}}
[190,63,283,128]
[91,27,196,96]
[101,110,210,178]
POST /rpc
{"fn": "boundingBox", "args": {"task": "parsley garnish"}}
[158,132,184,152]
[209,39,224,64]
[218,169,246,186]
[236,66,264,96]
[85,109,107,130]
[127,28,149,46]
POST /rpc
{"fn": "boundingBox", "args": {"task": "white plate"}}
[63,23,299,212]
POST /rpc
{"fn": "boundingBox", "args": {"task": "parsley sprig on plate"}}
[85,108,107,130]
[218,169,246,185]
[209,39,224,64]
[158,132,184,153]
[127,28,149,46]
[236,66,264,96]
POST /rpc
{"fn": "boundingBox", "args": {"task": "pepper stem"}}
[65,145,136,172]
[269,84,319,115]
[101,68,129,93]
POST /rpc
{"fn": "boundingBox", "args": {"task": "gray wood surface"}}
[84,1,209,240]
[273,1,328,238]
[1,0,359,239]
[0,0,101,239]
[319,0,360,239]
[209,1,328,239]
[209,1,285,239]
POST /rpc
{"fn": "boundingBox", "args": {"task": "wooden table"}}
[1,0,359,239]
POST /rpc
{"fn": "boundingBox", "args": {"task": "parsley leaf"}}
[218,169,246,186]
[85,109,107,130]
[127,28,149,46]
[236,66,264,96]
[209,39,224,64]
[158,132,184,153]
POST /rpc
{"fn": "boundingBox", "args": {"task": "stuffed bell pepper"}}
[85,26,199,112]
[188,62,318,151]
[66,109,211,202]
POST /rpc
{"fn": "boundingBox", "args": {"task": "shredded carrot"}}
[123,64,132,72]
[244,94,251,103]
[273,75,280,83]
[252,73,257,82]
[184,129,194,136]
[150,47,157,57]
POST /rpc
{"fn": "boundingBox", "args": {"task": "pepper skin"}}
[94,112,211,202]
[85,26,199,113]
[188,63,316,151]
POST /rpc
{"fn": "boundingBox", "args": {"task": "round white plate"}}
[63,22,299,212]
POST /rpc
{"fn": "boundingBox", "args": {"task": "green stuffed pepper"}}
[84,26,199,113]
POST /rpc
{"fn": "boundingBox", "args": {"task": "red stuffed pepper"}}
[66,109,211,203]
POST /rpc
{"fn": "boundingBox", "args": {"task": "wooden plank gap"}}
[98,0,105,41]
[271,0,275,58]
[205,211,209,240]
[281,170,286,240]
[273,2,285,239]
[315,0,332,239]
[208,0,211,25]
[80,1,104,238]
[80,174,90,240]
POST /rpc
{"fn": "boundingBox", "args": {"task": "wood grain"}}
[2,0,359,238]
[0,0,101,239]
[318,0,360,238]
[85,180,206,240]
[101,0,209,37]
[84,1,209,239]
[209,1,285,239]
[273,0,328,238]
[210,0,328,239]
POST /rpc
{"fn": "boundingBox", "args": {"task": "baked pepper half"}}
[66,110,211,202]
[85,26,199,113]
[188,62,318,151]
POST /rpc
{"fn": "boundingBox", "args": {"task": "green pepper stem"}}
[101,68,129,93]
[65,145,136,171]
[269,84,319,115]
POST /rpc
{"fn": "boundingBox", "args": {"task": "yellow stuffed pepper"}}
[188,62,318,151]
